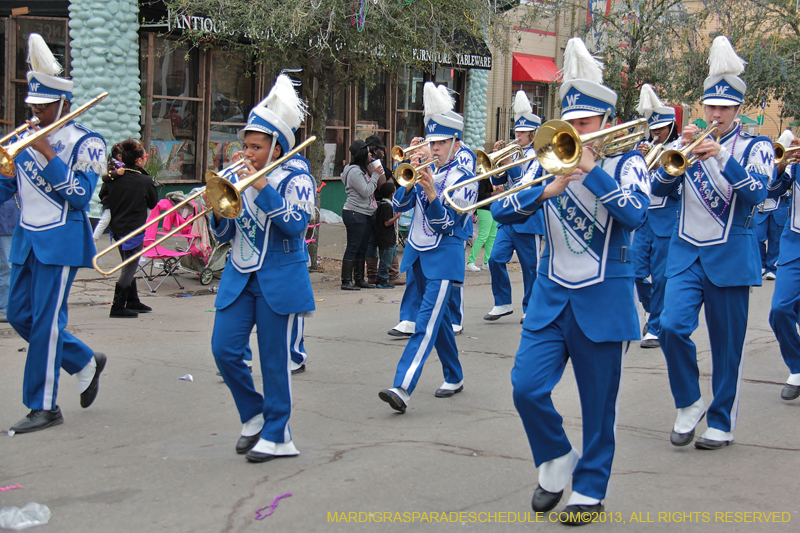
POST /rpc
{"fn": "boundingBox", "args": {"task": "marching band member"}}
[492,38,650,524]
[633,84,681,349]
[379,83,478,413]
[768,134,800,401]
[388,136,474,338]
[209,74,316,462]
[484,90,543,323]
[0,34,107,433]
[652,36,770,450]
[756,130,794,280]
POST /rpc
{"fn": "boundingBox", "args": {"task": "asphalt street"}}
[0,222,798,532]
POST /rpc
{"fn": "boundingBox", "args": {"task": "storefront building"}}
[2,1,492,215]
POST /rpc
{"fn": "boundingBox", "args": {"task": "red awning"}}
[512,54,559,83]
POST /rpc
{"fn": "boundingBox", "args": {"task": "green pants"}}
[468,209,498,264]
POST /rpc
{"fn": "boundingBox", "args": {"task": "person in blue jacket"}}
[209,74,315,463]
[485,90,544,323]
[491,37,650,525]
[767,135,800,401]
[651,37,770,450]
[633,84,681,349]
[756,130,793,280]
[1,34,107,434]
[379,83,478,413]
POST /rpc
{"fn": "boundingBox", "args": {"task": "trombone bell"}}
[0,93,108,178]
[475,140,524,175]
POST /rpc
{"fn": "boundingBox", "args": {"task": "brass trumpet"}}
[475,139,523,175]
[395,157,437,191]
[660,121,720,176]
[92,135,317,276]
[639,136,666,171]
[774,142,800,165]
[391,141,433,162]
[1,93,108,177]
[0,117,39,146]
[533,118,648,176]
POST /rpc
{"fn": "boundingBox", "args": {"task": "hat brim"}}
[701,97,741,107]
[425,134,458,142]
[561,109,605,121]
[25,95,60,104]
[515,126,539,132]
[648,120,674,130]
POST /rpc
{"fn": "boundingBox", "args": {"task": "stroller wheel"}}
[200,267,214,286]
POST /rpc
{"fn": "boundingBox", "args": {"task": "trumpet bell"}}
[533,120,581,175]
[475,141,524,175]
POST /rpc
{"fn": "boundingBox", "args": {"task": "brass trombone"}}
[475,139,523,175]
[391,141,433,163]
[533,118,648,176]
[774,142,800,165]
[92,135,317,276]
[1,93,108,177]
[638,136,666,171]
[660,121,720,176]
[395,157,437,191]
[0,117,39,146]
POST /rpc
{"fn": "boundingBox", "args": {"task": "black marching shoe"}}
[694,437,732,450]
[378,389,407,414]
[670,411,705,447]
[110,283,138,318]
[559,503,604,526]
[781,383,800,401]
[246,449,280,463]
[291,363,306,375]
[80,352,107,408]
[340,260,361,291]
[434,385,464,398]
[236,434,261,454]
[126,279,152,312]
[10,407,64,434]
[531,485,563,513]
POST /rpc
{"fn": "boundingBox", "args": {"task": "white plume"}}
[636,84,664,116]
[561,37,603,84]
[263,74,307,131]
[513,91,532,115]
[424,82,454,119]
[708,36,746,77]
[27,33,62,76]
[777,129,795,147]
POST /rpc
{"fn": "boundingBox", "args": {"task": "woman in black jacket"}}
[103,139,158,318]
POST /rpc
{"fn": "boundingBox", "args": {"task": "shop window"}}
[0,21,6,132]
[356,71,388,141]
[323,84,348,178]
[208,49,255,172]
[395,67,424,147]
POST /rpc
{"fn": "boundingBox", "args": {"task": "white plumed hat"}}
[702,36,747,106]
[25,33,73,104]
[559,37,617,121]
[636,84,675,130]
[513,91,541,131]
[423,82,463,141]
[239,74,307,151]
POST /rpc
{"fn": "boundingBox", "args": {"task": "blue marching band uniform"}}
[756,188,790,279]
[210,75,316,462]
[1,34,107,433]
[633,87,681,348]
[486,91,544,323]
[491,37,650,522]
[379,83,478,413]
[389,143,475,336]
[652,36,770,449]
[768,162,800,400]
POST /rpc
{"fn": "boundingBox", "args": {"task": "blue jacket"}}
[490,144,545,235]
[0,122,103,267]
[211,156,316,315]
[651,126,770,287]
[770,164,800,265]
[492,150,650,342]
[393,158,477,282]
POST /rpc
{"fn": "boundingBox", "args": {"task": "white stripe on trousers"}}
[284,313,295,443]
[44,266,71,409]
[401,280,449,391]
[729,332,747,432]
[294,317,306,362]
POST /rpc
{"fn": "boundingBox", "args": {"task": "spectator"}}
[375,182,401,289]
[465,177,499,271]
[0,196,19,323]
[340,139,379,290]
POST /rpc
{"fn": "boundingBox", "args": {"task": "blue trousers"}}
[8,253,94,410]
[756,212,783,273]
[392,260,462,394]
[212,274,294,443]
[488,225,539,313]
[398,267,463,327]
[243,315,307,365]
[511,303,626,501]
[633,224,670,336]
[659,260,749,433]
[769,258,800,375]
